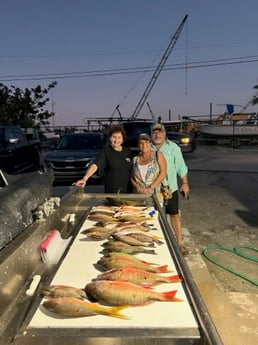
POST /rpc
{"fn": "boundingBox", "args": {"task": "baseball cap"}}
[138,133,151,142]
[151,123,165,131]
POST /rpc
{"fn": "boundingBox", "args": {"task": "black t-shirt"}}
[94,145,133,193]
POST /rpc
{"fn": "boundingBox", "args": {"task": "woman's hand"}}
[137,186,153,194]
[73,178,87,188]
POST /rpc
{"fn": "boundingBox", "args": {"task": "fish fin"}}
[161,290,181,301]
[108,305,131,319]
[157,265,173,272]
[167,275,182,283]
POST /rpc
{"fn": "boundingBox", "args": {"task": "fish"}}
[101,240,156,255]
[111,233,155,247]
[81,226,114,234]
[90,206,116,216]
[42,297,129,319]
[104,252,157,264]
[113,211,150,222]
[91,205,118,212]
[41,285,86,299]
[81,228,116,240]
[85,280,180,306]
[96,220,154,232]
[97,255,172,273]
[115,229,163,244]
[103,252,158,265]
[94,267,181,286]
[88,213,117,222]
[118,205,147,212]
[95,221,120,230]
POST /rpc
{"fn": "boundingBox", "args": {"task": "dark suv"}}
[44,132,106,184]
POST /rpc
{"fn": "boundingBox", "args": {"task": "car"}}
[0,125,41,174]
[44,132,106,185]
[166,131,196,153]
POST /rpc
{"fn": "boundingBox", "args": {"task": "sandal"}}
[180,245,189,256]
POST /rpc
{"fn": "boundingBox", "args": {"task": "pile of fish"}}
[41,204,182,319]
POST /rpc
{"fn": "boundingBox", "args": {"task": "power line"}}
[1,55,258,82]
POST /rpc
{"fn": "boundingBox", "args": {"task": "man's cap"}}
[151,123,165,131]
[138,133,151,142]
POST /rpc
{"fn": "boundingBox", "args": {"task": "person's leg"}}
[165,192,188,255]
[169,213,183,247]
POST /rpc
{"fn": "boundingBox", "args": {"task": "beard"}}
[152,137,162,145]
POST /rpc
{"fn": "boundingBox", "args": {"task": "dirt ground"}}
[181,145,258,294]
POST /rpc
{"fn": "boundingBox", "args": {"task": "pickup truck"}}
[0,126,54,249]
[0,125,41,174]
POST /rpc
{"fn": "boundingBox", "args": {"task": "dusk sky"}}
[1,0,258,126]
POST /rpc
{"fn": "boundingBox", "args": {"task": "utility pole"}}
[51,89,56,128]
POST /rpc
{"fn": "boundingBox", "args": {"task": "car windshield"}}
[56,134,102,150]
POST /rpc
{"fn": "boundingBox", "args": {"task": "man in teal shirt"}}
[151,123,190,255]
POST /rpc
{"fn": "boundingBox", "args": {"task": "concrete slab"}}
[183,227,258,345]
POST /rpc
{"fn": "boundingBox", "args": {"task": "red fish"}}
[95,267,181,286]
[85,280,181,306]
[97,255,171,273]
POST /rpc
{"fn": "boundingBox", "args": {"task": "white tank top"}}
[138,164,148,182]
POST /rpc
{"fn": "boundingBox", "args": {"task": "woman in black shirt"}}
[74,126,132,193]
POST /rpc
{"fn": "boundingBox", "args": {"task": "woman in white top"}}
[131,133,167,194]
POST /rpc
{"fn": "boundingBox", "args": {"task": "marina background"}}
[1,0,258,125]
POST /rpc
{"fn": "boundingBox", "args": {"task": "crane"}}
[130,14,188,121]
[238,91,258,113]
[146,102,156,121]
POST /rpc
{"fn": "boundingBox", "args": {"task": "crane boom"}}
[130,14,188,121]
[238,91,258,113]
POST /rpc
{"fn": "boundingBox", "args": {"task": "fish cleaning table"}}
[8,192,222,345]
[15,202,201,345]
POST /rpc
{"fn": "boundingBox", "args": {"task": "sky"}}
[1,0,258,126]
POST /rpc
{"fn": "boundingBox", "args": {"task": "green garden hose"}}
[202,244,258,286]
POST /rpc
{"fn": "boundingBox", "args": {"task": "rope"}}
[202,244,258,286]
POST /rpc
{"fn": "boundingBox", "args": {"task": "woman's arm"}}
[74,163,98,187]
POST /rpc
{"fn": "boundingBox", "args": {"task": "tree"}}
[0,81,57,127]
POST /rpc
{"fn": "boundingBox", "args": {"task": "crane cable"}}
[202,244,258,286]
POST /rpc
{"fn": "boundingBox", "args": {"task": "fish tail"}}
[167,274,182,283]
[161,290,181,301]
[145,242,155,248]
[143,249,157,255]
[106,305,130,319]
[157,265,172,272]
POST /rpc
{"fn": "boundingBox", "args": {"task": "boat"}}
[198,112,258,146]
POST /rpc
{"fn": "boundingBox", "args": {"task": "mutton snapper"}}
[95,267,181,286]
[42,297,129,319]
[85,280,180,306]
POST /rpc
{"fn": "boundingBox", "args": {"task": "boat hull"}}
[198,124,258,137]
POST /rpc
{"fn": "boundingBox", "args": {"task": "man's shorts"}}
[165,190,179,215]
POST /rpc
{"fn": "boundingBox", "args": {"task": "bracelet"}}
[182,182,188,184]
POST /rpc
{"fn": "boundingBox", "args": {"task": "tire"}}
[230,138,240,148]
